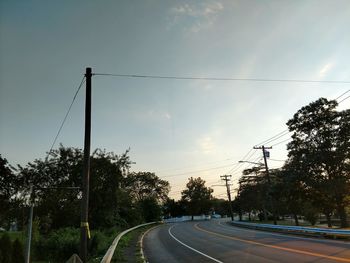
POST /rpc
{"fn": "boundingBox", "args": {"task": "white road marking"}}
[168,225,223,263]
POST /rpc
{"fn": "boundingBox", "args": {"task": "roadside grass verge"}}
[112,223,161,263]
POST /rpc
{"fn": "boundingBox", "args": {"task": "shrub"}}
[11,239,24,263]
[34,227,80,262]
[0,233,12,263]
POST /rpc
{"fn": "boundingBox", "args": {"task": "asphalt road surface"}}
[143,219,350,263]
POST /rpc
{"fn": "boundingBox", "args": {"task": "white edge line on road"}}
[168,225,223,263]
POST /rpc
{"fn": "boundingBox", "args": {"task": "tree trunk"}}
[338,206,348,228]
[239,210,242,221]
[248,212,251,221]
[325,213,332,228]
[191,215,194,221]
[293,213,299,226]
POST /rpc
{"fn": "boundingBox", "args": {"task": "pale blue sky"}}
[1,0,349,199]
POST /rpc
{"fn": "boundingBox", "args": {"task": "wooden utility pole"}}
[253,145,277,225]
[220,175,234,221]
[80,67,92,262]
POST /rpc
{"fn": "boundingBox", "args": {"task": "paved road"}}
[143,219,350,263]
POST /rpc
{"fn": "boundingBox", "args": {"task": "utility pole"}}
[220,175,234,221]
[25,186,33,263]
[253,145,277,225]
[80,67,92,262]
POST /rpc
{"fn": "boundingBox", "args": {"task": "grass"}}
[112,223,160,263]
[0,230,25,242]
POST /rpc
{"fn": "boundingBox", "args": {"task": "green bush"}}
[0,233,12,263]
[32,227,121,262]
[11,239,24,263]
[34,227,80,262]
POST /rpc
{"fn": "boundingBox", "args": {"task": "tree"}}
[124,172,170,223]
[236,166,269,221]
[272,164,305,226]
[0,155,18,228]
[286,98,350,227]
[163,198,186,218]
[15,145,133,230]
[124,172,170,203]
[139,197,162,222]
[181,177,213,220]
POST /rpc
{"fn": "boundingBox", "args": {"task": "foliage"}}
[234,166,269,220]
[125,172,170,203]
[286,98,350,227]
[139,197,162,222]
[163,198,186,218]
[2,146,135,230]
[11,239,24,263]
[1,146,171,261]
[34,227,80,262]
[211,198,230,216]
[181,177,213,219]
[234,98,350,227]
[0,155,18,229]
[0,233,12,263]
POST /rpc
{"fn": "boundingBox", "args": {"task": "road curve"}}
[143,219,350,263]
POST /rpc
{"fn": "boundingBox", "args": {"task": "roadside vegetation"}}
[0,97,349,261]
[0,149,169,262]
[232,98,350,228]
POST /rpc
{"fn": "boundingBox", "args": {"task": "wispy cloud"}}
[168,1,224,33]
[319,62,333,78]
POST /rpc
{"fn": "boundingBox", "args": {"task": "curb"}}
[229,221,350,240]
[139,224,162,263]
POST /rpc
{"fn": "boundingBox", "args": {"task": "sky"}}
[1,0,350,200]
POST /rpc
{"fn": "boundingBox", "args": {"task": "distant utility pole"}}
[80,67,92,262]
[220,175,234,221]
[253,145,277,225]
[25,186,33,263]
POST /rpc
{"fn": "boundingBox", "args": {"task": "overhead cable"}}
[45,76,86,160]
[94,73,350,84]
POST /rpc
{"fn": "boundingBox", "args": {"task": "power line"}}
[338,95,350,104]
[93,73,350,84]
[270,137,292,147]
[155,158,233,174]
[160,164,234,178]
[335,89,350,100]
[228,149,258,174]
[45,76,86,160]
[254,129,290,147]
[269,158,287,162]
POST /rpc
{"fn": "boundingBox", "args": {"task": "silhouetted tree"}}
[181,177,213,220]
[286,98,350,227]
[124,172,170,203]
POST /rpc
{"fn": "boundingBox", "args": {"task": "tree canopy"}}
[181,177,213,220]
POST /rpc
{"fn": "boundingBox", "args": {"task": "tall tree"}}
[124,172,170,203]
[286,98,350,227]
[181,177,213,220]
